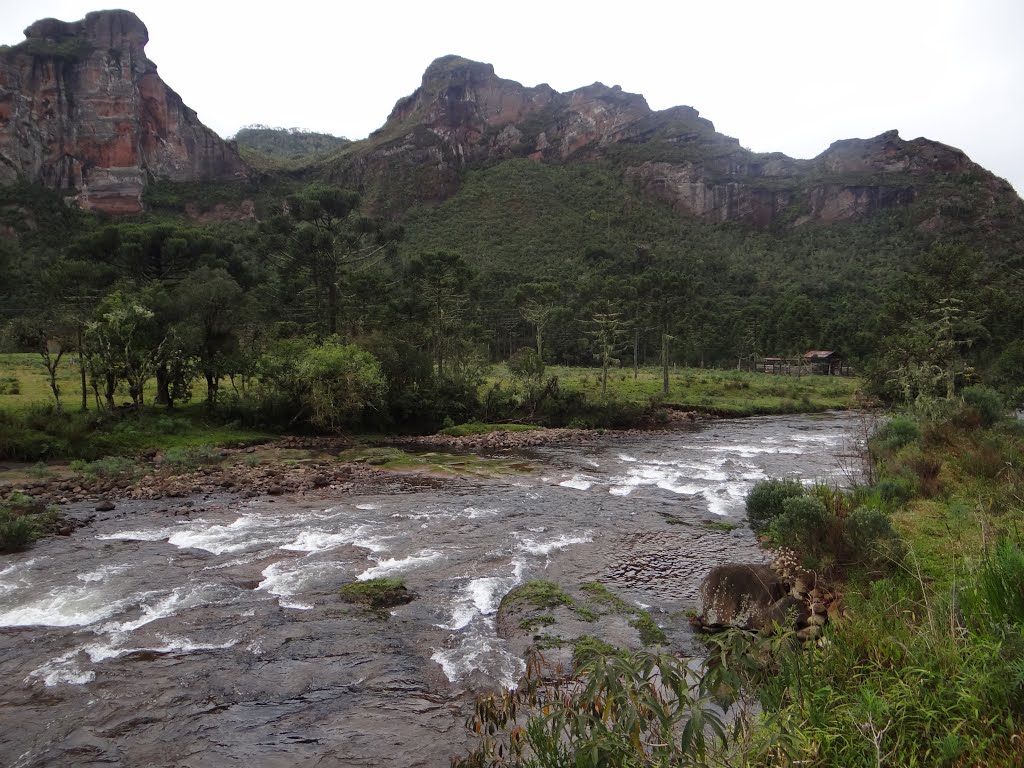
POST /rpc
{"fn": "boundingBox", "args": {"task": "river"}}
[0,411,858,767]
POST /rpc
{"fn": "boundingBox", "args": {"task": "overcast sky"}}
[2,1,1022,194]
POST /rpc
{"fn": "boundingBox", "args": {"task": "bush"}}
[965,538,1024,628]
[873,416,921,455]
[767,495,833,561]
[959,385,1005,428]
[746,478,806,533]
[873,477,916,508]
[0,514,36,551]
[844,506,904,569]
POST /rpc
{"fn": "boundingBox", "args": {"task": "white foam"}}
[77,563,132,583]
[96,527,176,542]
[0,586,146,628]
[166,516,290,555]
[281,524,387,554]
[0,558,36,596]
[518,532,592,556]
[99,583,228,633]
[27,649,94,687]
[355,503,379,510]
[256,559,348,607]
[656,480,702,495]
[463,506,499,519]
[432,620,525,688]
[84,636,236,663]
[609,486,633,496]
[559,475,593,491]
[618,454,638,462]
[357,550,444,580]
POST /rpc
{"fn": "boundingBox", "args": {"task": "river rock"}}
[694,563,791,632]
[95,499,115,512]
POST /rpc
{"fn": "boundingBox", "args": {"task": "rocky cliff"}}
[0,10,247,214]
[329,55,1019,229]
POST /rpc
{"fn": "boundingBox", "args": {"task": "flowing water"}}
[0,412,858,767]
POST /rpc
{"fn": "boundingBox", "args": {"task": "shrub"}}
[965,538,1024,628]
[746,478,806,533]
[873,477,916,508]
[0,515,36,551]
[0,375,19,395]
[873,416,921,455]
[959,385,1005,428]
[844,506,904,569]
[767,495,833,561]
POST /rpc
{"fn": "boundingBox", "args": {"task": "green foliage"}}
[959,384,1005,428]
[232,125,350,159]
[438,422,539,437]
[570,635,618,669]
[0,493,63,551]
[300,342,386,431]
[338,578,413,609]
[0,375,19,394]
[69,455,139,479]
[161,445,221,473]
[746,477,806,533]
[768,494,831,551]
[872,415,922,454]
[628,611,667,646]
[844,505,904,568]
[502,580,574,610]
[965,538,1024,628]
[749,580,1024,766]
[454,650,730,767]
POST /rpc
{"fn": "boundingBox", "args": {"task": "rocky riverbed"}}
[0,412,857,766]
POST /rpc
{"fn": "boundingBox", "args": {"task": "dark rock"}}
[267,485,284,496]
[695,563,790,632]
[95,499,115,512]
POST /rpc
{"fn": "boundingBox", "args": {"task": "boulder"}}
[694,563,792,632]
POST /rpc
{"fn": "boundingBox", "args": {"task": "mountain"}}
[314,54,1021,234]
[0,10,247,214]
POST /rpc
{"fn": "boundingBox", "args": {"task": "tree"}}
[589,310,627,400]
[299,341,386,431]
[514,281,560,360]
[266,185,401,336]
[406,251,474,378]
[175,266,245,403]
[82,291,164,410]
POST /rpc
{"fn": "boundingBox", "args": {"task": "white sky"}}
[2,1,1022,194]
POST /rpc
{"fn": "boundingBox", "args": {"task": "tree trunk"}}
[327,281,338,336]
[78,327,87,411]
[633,328,639,380]
[104,373,116,411]
[601,358,609,400]
[155,364,170,406]
[206,372,219,404]
[662,334,670,395]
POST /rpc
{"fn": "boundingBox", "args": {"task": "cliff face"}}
[335,55,1019,229]
[0,10,247,214]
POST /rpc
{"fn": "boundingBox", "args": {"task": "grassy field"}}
[0,353,273,461]
[507,364,862,416]
[2,354,862,418]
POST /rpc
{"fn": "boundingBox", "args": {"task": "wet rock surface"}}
[0,412,857,766]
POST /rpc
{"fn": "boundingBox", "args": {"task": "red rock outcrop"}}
[331,55,1018,229]
[0,10,247,214]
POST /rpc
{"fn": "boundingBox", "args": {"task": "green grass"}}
[438,422,540,437]
[0,492,63,551]
[336,446,531,477]
[490,364,861,417]
[338,577,414,609]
